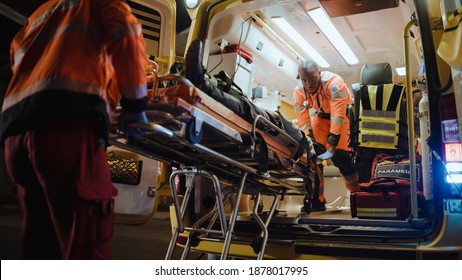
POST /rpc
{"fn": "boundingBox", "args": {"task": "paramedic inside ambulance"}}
[0,0,148,259]
[293,60,360,208]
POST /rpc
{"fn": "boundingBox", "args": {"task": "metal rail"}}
[404,18,424,222]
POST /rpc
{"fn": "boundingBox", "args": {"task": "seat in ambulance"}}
[350,62,409,183]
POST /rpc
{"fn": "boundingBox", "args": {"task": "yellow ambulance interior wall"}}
[279,99,297,121]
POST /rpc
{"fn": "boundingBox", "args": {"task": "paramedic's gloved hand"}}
[327,143,336,152]
[118,111,148,137]
[318,143,336,160]
[317,150,334,160]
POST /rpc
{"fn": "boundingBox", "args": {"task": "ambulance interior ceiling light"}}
[184,0,200,9]
[395,67,406,76]
[307,7,359,65]
[271,17,330,68]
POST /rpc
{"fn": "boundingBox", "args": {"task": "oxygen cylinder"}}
[418,90,432,199]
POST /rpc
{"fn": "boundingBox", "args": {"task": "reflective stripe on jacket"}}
[1,0,147,139]
[292,71,352,136]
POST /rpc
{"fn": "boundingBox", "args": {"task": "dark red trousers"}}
[4,121,116,259]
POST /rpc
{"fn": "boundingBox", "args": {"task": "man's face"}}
[299,67,321,93]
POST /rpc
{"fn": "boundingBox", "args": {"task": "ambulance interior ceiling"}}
[204,0,420,101]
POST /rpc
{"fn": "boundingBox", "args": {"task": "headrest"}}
[360,63,393,85]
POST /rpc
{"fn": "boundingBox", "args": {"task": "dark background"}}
[0,0,45,68]
[0,0,190,73]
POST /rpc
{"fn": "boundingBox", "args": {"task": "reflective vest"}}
[292,71,352,136]
[1,0,147,139]
[357,84,406,149]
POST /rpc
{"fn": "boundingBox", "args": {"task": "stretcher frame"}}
[109,74,316,259]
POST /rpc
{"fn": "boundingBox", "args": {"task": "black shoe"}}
[184,39,205,87]
[311,199,326,212]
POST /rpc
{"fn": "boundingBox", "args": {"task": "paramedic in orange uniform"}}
[0,0,148,259]
[293,60,360,203]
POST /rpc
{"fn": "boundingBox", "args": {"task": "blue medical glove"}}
[118,110,148,137]
[317,150,334,160]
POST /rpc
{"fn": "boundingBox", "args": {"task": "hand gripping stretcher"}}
[109,74,318,260]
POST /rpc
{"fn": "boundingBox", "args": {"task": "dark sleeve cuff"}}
[120,97,147,113]
[327,133,340,146]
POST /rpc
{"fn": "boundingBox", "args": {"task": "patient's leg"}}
[183,39,272,124]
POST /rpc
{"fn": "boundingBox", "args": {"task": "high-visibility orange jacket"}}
[293,71,352,141]
[1,0,147,140]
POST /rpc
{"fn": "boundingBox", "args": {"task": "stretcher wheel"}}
[186,119,203,144]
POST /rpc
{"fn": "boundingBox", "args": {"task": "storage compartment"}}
[207,52,254,99]
[319,0,400,17]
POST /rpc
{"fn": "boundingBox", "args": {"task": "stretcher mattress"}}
[150,79,308,163]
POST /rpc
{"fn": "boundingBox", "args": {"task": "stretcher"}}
[109,74,317,260]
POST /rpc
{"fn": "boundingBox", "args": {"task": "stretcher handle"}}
[157,74,194,87]
[147,59,159,101]
[150,74,194,102]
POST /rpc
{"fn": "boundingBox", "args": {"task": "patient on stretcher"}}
[180,39,310,151]
[119,42,327,214]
